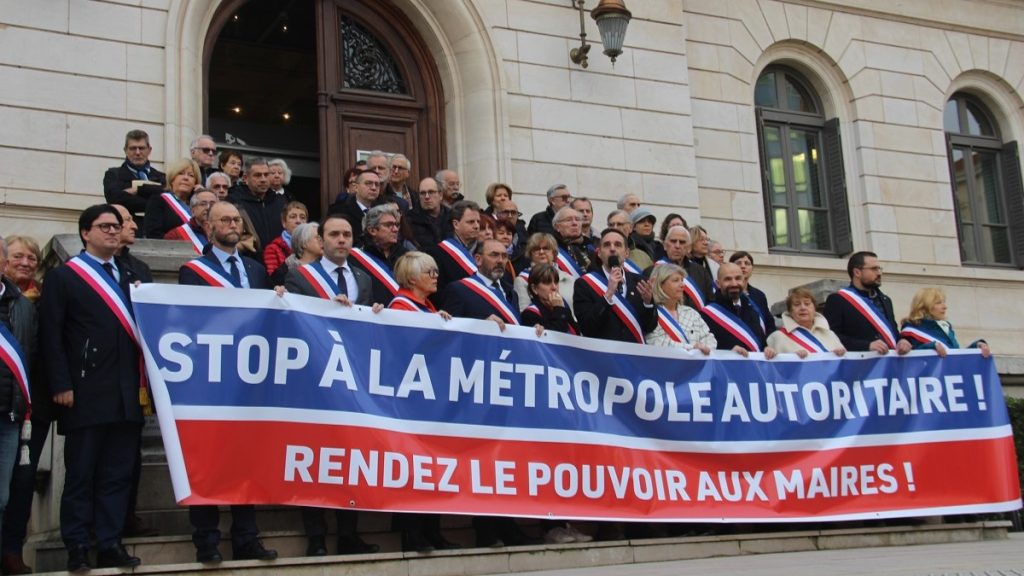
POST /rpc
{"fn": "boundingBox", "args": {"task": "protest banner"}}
[132,284,1021,522]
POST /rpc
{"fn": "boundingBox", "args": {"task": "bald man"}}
[700,262,776,359]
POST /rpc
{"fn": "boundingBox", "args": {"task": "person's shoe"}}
[1,553,33,575]
[566,524,593,543]
[337,535,379,555]
[123,514,160,537]
[425,531,460,550]
[544,526,575,544]
[66,545,91,573]
[96,543,141,568]
[233,539,278,561]
[306,535,328,556]
[402,530,435,553]
[195,545,223,564]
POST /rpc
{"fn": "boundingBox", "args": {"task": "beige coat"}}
[767,311,845,354]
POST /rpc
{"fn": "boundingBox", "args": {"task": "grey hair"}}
[366,150,388,163]
[616,193,638,209]
[189,189,216,207]
[268,158,292,185]
[388,153,409,171]
[290,222,320,258]
[434,169,455,182]
[363,204,401,232]
[546,184,568,199]
[607,209,630,224]
[206,172,231,188]
[394,251,437,288]
[551,206,578,226]
[190,134,214,149]
[244,156,268,173]
[666,225,690,239]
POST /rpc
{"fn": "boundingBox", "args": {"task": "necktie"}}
[226,256,241,287]
[336,267,349,297]
[101,262,116,281]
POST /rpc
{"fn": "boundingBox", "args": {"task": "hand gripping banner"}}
[132,284,1021,523]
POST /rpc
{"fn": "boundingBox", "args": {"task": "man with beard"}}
[163,190,216,254]
[573,228,656,343]
[701,262,776,358]
[442,239,520,329]
[177,202,275,563]
[646,225,712,310]
[350,204,407,305]
[229,157,286,254]
[824,251,912,354]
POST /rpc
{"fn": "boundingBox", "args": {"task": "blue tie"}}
[226,256,241,287]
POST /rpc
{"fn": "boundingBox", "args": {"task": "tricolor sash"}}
[0,324,30,415]
[161,192,192,225]
[654,259,706,310]
[350,248,399,296]
[581,271,645,344]
[900,325,943,346]
[459,277,519,325]
[438,239,477,276]
[703,302,761,352]
[555,248,584,279]
[745,294,768,334]
[517,268,530,283]
[656,306,690,344]
[837,288,898,348]
[183,258,240,288]
[170,223,206,255]
[297,261,341,300]
[779,326,830,353]
[66,256,138,344]
[389,296,432,313]
[623,259,642,275]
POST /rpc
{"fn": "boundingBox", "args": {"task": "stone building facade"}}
[0,0,1022,357]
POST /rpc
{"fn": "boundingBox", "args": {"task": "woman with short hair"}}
[645,263,715,354]
[513,233,574,312]
[144,158,200,239]
[767,287,846,358]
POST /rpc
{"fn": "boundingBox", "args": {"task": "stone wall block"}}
[804,6,831,49]
[518,63,571,99]
[692,98,739,131]
[898,233,936,265]
[685,12,732,45]
[944,31,974,72]
[0,26,126,80]
[622,109,691,145]
[67,115,164,160]
[127,82,164,123]
[507,94,532,127]
[0,66,126,118]
[727,19,762,66]
[696,157,745,190]
[642,173,699,208]
[532,130,624,170]
[0,106,67,152]
[70,0,141,44]
[988,38,1011,77]
[782,3,807,42]
[968,35,990,73]
[694,127,742,161]
[516,32,569,67]
[865,204,897,233]
[625,141,693,176]
[634,50,689,84]
[509,127,533,160]
[569,70,636,108]
[759,1,790,43]
[531,98,623,138]
[127,44,164,85]
[0,148,67,191]
[881,97,919,127]
[635,79,691,115]
[822,12,862,64]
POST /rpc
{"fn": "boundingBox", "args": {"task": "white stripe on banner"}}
[171,405,1013,455]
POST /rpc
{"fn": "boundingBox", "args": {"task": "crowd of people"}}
[0,130,992,572]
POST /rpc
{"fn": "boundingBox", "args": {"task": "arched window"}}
[755,66,851,255]
[944,93,1024,267]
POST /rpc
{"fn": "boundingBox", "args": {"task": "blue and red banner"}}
[132,284,1021,522]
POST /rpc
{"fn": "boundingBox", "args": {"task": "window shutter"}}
[1001,141,1024,269]
[755,107,776,248]
[823,117,853,256]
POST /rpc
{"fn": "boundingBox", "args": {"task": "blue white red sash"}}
[900,325,942,345]
[0,324,30,415]
[171,223,206,254]
[66,256,138,344]
[298,261,341,300]
[779,326,829,353]
[654,259,706,310]
[517,268,530,283]
[438,239,477,276]
[556,248,583,279]
[183,258,239,288]
[524,299,577,335]
[656,306,690,344]
[161,192,191,225]
[349,248,399,296]
[623,259,642,275]
[703,302,761,352]
[837,288,898,348]
[389,296,431,312]
[581,271,645,344]
[459,277,519,325]
[745,294,767,334]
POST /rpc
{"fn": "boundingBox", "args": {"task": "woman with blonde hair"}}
[645,263,715,354]
[900,287,990,357]
[767,287,845,358]
[3,235,42,303]
[144,158,200,238]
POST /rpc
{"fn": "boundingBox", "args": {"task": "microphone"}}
[607,255,620,269]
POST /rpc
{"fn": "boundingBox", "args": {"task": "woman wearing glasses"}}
[144,158,200,239]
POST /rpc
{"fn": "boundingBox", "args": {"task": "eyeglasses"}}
[217,216,243,225]
[711,249,725,256]
[95,223,123,233]
[194,200,217,208]
[376,221,399,229]
[485,251,509,259]
[552,194,572,201]
[859,266,883,272]
[419,189,440,196]
[424,268,440,278]
[210,184,230,191]
[532,246,553,253]
[126,146,150,152]
[347,180,357,187]
[498,210,523,218]
[363,181,381,187]
[392,165,409,172]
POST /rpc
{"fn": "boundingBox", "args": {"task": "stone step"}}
[29,521,1012,576]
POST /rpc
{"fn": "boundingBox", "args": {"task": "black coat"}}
[527,206,555,236]
[229,185,287,254]
[573,271,657,342]
[426,238,477,306]
[823,285,899,351]
[143,192,190,239]
[443,277,519,323]
[746,284,776,336]
[327,195,374,247]
[521,296,578,335]
[407,207,451,250]
[178,252,269,289]
[701,294,768,351]
[39,258,145,431]
[103,161,166,215]
[284,262,372,305]
[0,277,35,421]
[352,242,408,306]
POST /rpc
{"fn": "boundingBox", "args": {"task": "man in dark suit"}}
[178,201,276,563]
[444,239,520,328]
[350,205,406,305]
[283,214,377,556]
[103,130,166,220]
[327,168,381,246]
[644,225,712,310]
[824,251,912,354]
[178,202,270,290]
[39,204,146,571]
[426,200,481,306]
[573,228,657,343]
[408,176,452,250]
[701,262,777,358]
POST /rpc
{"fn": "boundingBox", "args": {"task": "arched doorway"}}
[205,0,445,217]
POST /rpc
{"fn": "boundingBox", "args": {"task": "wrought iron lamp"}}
[569,0,632,68]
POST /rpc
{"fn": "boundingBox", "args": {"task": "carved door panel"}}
[317,0,445,211]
